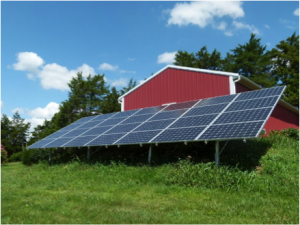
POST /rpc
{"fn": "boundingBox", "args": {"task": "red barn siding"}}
[235,82,252,93]
[124,68,230,111]
[235,82,299,134]
[264,104,299,134]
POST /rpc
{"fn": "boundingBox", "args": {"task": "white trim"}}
[118,65,239,101]
[229,76,236,94]
[121,98,125,111]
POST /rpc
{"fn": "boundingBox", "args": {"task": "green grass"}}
[1,134,299,224]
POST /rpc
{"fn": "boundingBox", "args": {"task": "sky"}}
[1,1,299,131]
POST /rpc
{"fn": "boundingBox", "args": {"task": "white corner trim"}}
[229,76,236,94]
[118,65,240,101]
[121,98,125,111]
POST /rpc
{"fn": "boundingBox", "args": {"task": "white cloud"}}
[233,21,259,34]
[99,63,119,71]
[294,8,299,16]
[266,42,271,47]
[11,52,96,91]
[224,31,233,37]
[1,100,3,108]
[12,108,25,114]
[77,64,96,77]
[157,51,177,64]
[13,52,44,73]
[279,19,296,29]
[24,118,46,132]
[215,21,227,30]
[264,24,270,29]
[127,58,136,61]
[167,1,244,28]
[28,102,60,120]
[110,78,128,87]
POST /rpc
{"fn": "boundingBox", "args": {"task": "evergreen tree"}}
[174,51,196,67]
[270,32,299,107]
[226,33,276,88]
[102,87,121,114]
[1,112,30,156]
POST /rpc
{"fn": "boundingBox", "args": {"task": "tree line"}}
[174,33,299,107]
[1,32,298,160]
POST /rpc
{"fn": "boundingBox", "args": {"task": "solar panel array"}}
[27,86,285,149]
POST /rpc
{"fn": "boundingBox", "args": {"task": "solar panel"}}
[27,86,286,149]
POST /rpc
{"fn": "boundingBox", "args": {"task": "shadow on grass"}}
[40,138,272,172]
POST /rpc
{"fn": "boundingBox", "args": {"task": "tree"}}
[1,112,30,156]
[225,33,276,88]
[270,32,299,107]
[174,46,223,70]
[102,87,121,114]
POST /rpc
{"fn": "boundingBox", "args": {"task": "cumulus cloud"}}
[11,52,96,91]
[13,52,44,73]
[166,1,244,28]
[215,21,227,30]
[24,118,47,132]
[12,108,25,114]
[264,24,270,29]
[224,31,233,36]
[157,51,177,64]
[294,8,299,16]
[110,78,128,87]
[99,63,119,71]
[233,21,259,34]
[28,102,60,120]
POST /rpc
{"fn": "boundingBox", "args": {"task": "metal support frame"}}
[215,141,219,165]
[148,144,152,164]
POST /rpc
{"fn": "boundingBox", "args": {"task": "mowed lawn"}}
[1,151,298,224]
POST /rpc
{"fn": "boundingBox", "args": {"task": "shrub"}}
[9,151,23,162]
[0,149,7,164]
[22,150,32,166]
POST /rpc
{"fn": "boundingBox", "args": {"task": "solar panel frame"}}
[27,86,287,149]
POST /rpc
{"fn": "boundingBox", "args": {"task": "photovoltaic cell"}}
[195,95,236,107]
[105,123,140,134]
[116,130,161,144]
[226,96,278,112]
[170,114,217,128]
[44,131,70,140]
[183,104,226,117]
[43,137,72,148]
[121,114,154,124]
[163,100,198,111]
[236,86,283,101]
[112,109,140,118]
[99,117,126,126]
[152,126,206,143]
[149,109,187,121]
[91,112,119,121]
[214,108,271,125]
[134,119,176,132]
[26,139,56,149]
[63,135,98,147]
[76,116,97,123]
[76,121,101,129]
[88,133,125,146]
[134,106,165,116]
[60,128,90,138]
[198,121,264,140]
[83,126,113,136]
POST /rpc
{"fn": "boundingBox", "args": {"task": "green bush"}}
[22,150,32,166]
[9,151,23,162]
[0,150,7,164]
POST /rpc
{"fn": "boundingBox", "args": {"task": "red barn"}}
[118,65,299,134]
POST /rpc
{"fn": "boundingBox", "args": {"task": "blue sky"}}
[1,1,299,130]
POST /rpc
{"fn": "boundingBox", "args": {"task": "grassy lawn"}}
[1,135,299,224]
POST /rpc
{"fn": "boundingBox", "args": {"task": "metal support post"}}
[87,147,90,161]
[148,144,152,164]
[215,141,219,165]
